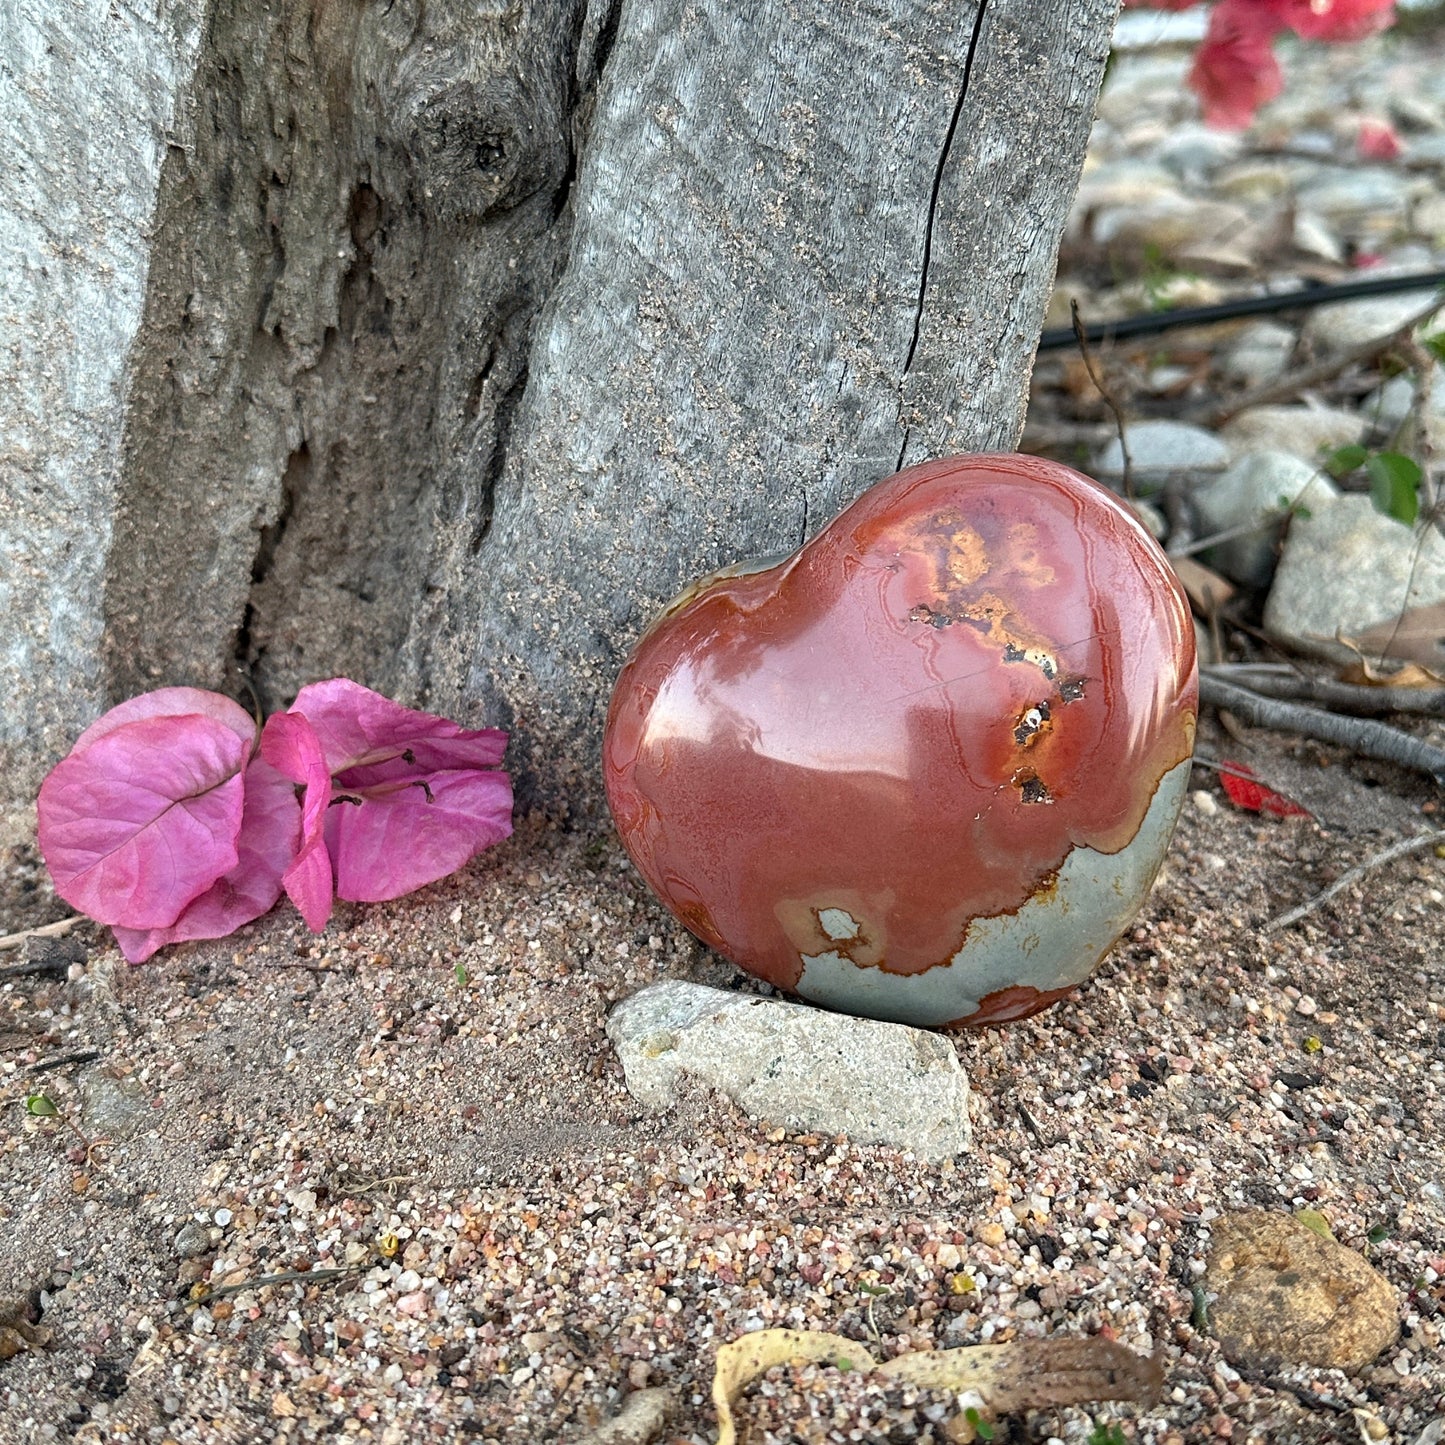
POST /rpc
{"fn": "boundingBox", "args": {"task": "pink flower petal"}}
[1356,117,1403,162]
[261,711,335,932]
[38,714,248,930]
[290,679,507,777]
[1190,2,1285,130]
[71,687,256,754]
[1281,0,1394,42]
[111,757,301,963]
[328,769,514,903]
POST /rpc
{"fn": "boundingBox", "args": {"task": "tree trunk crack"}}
[899,0,990,384]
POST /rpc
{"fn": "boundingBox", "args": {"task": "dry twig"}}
[1071,299,1134,498]
[1198,674,1445,781]
[1202,664,1445,717]
[1194,293,1445,428]
[1266,829,1445,932]
[0,917,84,954]
[196,1266,360,1303]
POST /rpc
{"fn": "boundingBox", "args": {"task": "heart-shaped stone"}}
[604,454,1197,1028]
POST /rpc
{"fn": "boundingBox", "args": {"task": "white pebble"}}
[1192,789,1218,818]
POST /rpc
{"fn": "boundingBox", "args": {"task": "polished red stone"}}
[603,454,1197,1028]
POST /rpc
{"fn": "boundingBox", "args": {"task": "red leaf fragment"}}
[69,686,256,752]
[1219,759,1312,818]
[327,766,514,904]
[1127,0,1397,129]
[289,678,508,777]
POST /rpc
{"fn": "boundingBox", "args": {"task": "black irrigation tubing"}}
[1037,268,1445,352]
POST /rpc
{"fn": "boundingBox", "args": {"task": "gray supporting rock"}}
[0,0,204,839]
[1301,289,1443,355]
[606,980,972,1161]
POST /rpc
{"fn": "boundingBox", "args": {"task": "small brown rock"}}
[1206,1210,1399,1371]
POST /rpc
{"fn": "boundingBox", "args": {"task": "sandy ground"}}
[1,705,1443,1444]
[8,17,1445,1445]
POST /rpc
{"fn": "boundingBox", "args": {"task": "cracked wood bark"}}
[1,0,1117,836]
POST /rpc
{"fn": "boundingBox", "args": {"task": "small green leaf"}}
[1324,443,1369,479]
[454,963,468,987]
[1424,332,1445,364]
[1296,1208,1333,1240]
[965,1406,997,1440]
[1367,451,1422,527]
[1367,1223,1391,1245]
[1087,1426,1127,1445]
[834,1354,854,1373]
[25,1093,60,1118]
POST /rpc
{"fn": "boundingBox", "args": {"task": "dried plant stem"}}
[1202,664,1445,718]
[1199,674,1445,781]
[1266,829,1445,932]
[1071,299,1133,498]
[0,917,83,953]
[197,1266,360,1303]
[1197,293,1445,427]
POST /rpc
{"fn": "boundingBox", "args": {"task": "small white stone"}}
[1192,790,1219,818]
[1095,420,1230,494]
[1194,452,1338,589]
[213,1208,233,1227]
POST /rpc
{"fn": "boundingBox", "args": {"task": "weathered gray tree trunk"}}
[1,0,1117,841]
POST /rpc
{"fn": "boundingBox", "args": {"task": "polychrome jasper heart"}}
[603,454,1197,1028]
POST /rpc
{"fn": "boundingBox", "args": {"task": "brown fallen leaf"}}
[714,1330,877,1445]
[1170,555,1236,617]
[879,1336,1164,1414]
[1337,657,1445,688]
[1347,602,1445,670]
[712,1328,1161,1445]
[0,1296,52,1362]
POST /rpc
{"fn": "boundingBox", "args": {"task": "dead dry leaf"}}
[1347,603,1445,670]
[881,1335,1163,1413]
[1170,555,1235,616]
[1337,657,1445,688]
[714,1330,876,1445]
[712,1328,1161,1444]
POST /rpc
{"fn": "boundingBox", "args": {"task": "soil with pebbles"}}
[1,704,1443,1445]
[8,19,1445,1445]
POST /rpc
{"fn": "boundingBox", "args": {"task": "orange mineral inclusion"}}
[602,454,1197,1028]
